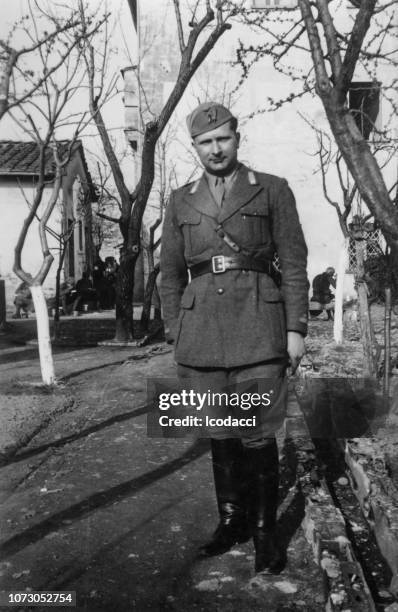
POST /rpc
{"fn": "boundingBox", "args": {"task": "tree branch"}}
[95,211,121,224]
[173,0,186,54]
[316,0,342,80]
[85,41,131,220]
[35,164,62,283]
[184,3,216,65]
[298,0,331,96]
[13,143,47,279]
[336,0,377,101]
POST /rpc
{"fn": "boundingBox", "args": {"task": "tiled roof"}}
[0,140,70,175]
[0,140,98,201]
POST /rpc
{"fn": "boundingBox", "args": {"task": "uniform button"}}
[217,288,224,295]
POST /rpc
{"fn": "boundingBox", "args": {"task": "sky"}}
[0,0,137,176]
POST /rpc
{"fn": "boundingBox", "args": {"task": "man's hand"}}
[287,331,305,374]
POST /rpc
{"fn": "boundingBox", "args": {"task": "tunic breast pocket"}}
[178,208,203,256]
[240,202,270,244]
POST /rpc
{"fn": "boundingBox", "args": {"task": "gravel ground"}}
[0,308,398,610]
[301,305,398,485]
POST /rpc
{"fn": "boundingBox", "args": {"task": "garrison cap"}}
[186,102,236,138]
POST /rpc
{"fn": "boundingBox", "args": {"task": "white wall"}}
[0,150,94,310]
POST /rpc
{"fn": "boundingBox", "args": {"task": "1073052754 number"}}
[0,591,76,607]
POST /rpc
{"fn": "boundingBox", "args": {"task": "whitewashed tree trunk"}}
[30,285,55,385]
[333,237,349,344]
[355,241,376,378]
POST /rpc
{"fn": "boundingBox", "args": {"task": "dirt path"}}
[1,309,398,610]
[0,345,325,611]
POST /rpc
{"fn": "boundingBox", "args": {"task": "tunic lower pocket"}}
[261,288,286,349]
[175,289,195,348]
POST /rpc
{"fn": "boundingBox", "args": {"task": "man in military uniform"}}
[160,102,308,573]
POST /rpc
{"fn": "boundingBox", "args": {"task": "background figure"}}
[59,278,75,315]
[72,271,99,314]
[102,256,118,309]
[13,281,33,318]
[363,253,389,304]
[92,255,107,308]
[47,277,75,316]
[310,266,336,320]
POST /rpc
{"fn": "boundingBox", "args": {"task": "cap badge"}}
[207,107,218,123]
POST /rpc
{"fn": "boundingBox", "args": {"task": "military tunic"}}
[160,163,308,438]
[160,164,309,365]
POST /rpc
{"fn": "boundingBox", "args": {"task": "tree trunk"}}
[114,245,137,342]
[333,237,348,344]
[323,105,398,249]
[355,240,376,378]
[54,264,62,322]
[153,284,161,320]
[30,285,55,385]
[384,287,392,403]
[140,263,160,332]
[53,264,62,342]
[389,243,398,304]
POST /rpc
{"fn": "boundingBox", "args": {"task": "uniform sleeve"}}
[270,179,309,336]
[159,191,188,343]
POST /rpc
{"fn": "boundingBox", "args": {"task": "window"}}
[348,81,381,140]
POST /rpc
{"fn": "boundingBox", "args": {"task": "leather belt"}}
[189,255,273,279]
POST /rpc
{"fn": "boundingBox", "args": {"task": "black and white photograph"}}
[0,0,398,610]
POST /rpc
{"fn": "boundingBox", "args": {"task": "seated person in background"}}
[60,278,75,315]
[13,281,33,319]
[72,271,99,314]
[47,278,75,316]
[309,266,336,320]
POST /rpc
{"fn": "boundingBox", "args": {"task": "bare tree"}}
[301,109,397,375]
[307,121,380,374]
[91,160,121,255]
[7,4,106,384]
[79,0,236,342]
[13,142,81,384]
[0,1,99,124]
[49,220,75,322]
[315,128,357,345]
[235,0,398,302]
[139,125,179,334]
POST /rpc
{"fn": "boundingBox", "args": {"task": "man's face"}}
[192,122,240,176]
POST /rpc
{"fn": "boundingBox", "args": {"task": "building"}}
[0,140,97,310]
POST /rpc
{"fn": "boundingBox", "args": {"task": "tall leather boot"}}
[244,439,284,574]
[200,438,249,556]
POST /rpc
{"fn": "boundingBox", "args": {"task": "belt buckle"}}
[212,255,225,274]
